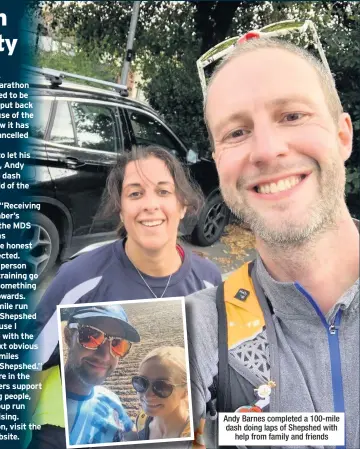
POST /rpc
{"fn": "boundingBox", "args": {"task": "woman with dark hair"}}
[96,145,221,297]
[29,146,222,449]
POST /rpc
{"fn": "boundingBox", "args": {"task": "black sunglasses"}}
[132,375,186,399]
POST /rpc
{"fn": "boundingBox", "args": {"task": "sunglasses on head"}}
[68,322,131,358]
[196,19,331,97]
[132,375,186,399]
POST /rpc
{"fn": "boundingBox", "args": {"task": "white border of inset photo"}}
[57,296,194,448]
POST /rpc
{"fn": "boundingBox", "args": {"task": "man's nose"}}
[249,123,289,165]
[96,339,113,359]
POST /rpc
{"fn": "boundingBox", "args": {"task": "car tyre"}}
[191,194,230,246]
[23,212,60,282]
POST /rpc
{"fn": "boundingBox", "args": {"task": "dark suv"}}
[25,67,229,279]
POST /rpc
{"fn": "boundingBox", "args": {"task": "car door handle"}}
[63,157,85,168]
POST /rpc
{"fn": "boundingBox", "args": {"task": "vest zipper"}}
[329,313,340,334]
[295,283,345,449]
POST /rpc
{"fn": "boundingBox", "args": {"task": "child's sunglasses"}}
[68,322,131,358]
[132,375,187,399]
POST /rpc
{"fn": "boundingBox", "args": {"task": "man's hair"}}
[204,37,343,150]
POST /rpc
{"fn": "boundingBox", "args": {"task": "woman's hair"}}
[139,346,187,385]
[101,145,204,237]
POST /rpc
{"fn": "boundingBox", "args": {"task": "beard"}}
[65,357,114,387]
[220,158,346,248]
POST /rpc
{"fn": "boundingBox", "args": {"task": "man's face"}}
[207,48,352,246]
[65,317,122,387]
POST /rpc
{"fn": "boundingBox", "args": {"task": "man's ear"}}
[212,150,222,168]
[338,113,353,162]
[180,206,187,220]
[64,325,72,346]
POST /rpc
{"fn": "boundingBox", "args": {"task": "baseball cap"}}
[69,304,140,343]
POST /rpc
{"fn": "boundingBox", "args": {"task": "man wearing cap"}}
[29,304,140,448]
[186,36,359,449]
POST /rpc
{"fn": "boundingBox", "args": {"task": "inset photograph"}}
[57,298,193,447]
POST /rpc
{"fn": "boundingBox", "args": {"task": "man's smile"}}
[256,175,303,194]
[84,359,109,373]
[248,172,311,198]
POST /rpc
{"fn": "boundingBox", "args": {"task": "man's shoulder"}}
[185,286,219,347]
[185,259,255,301]
[185,261,259,354]
[185,285,218,308]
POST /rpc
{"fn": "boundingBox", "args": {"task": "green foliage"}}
[35,48,120,86]
[141,55,207,154]
[346,167,360,195]
[41,1,360,206]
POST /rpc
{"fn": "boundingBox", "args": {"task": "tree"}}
[193,1,257,54]
[37,1,360,211]
[36,48,119,84]
[39,1,261,153]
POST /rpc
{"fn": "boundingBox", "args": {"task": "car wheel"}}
[22,212,60,281]
[191,194,230,246]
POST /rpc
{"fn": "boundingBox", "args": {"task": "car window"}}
[71,102,117,153]
[50,101,76,146]
[129,110,183,158]
[29,98,52,139]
